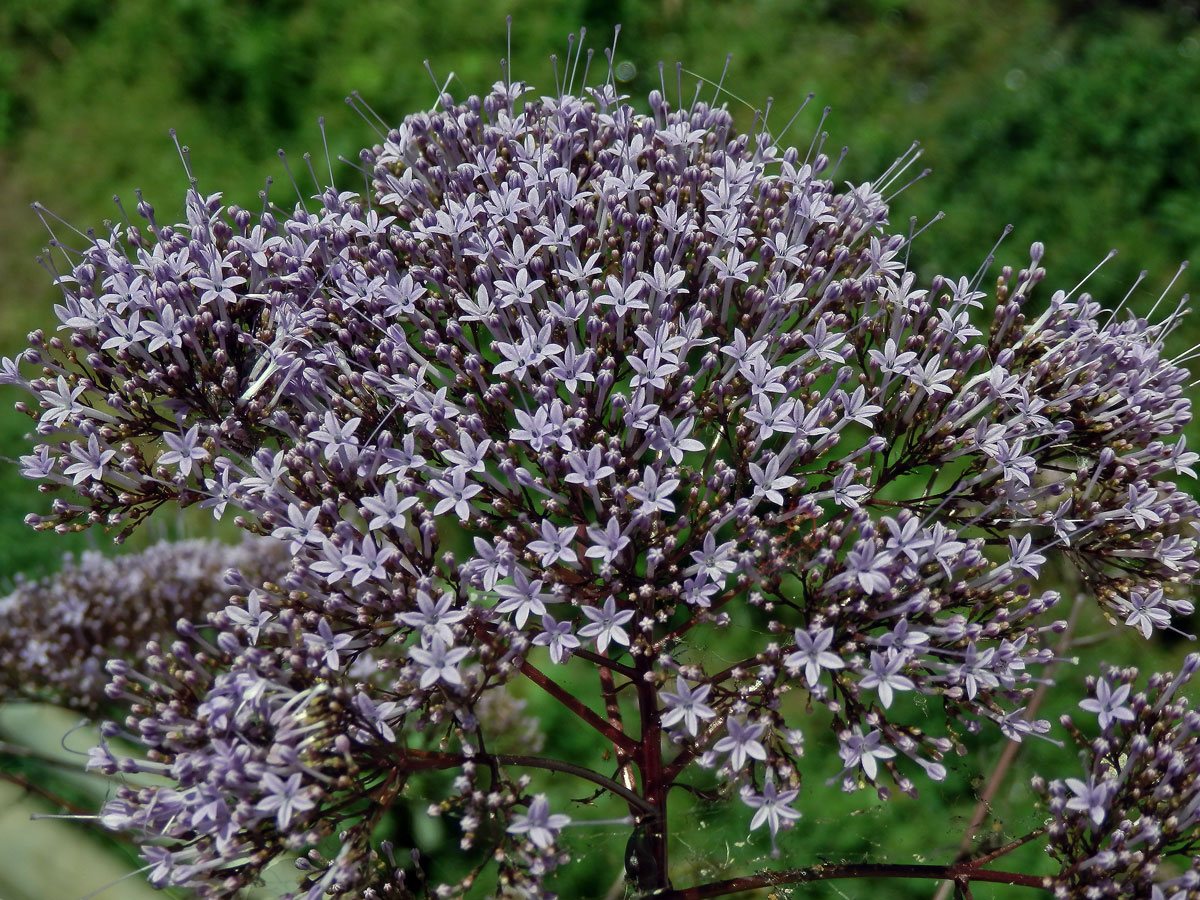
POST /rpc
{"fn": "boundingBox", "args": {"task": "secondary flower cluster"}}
[1036,656,1200,899]
[4,56,1199,897]
[0,536,290,711]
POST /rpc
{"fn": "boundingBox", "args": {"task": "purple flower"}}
[714,717,768,771]
[1064,775,1112,828]
[361,480,418,530]
[494,569,551,629]
[748,456,797,506]
[596,276,649,317]
[407,636,470,690]
[1118,588,1172,639]
[397,589,468,644]
[838,727,896,781]
[430,468,483,521]
[255,771,316,830]
[527,519,578,567]
[531,613,581,664]
[63,432,116,484]
[740,773,801,848]
[584,515,630,566]
[506,794,571,850]
[7,38,1200,900]
[578,595,634,654]
[353,691,399,743]
[660,677,717,737]
[303,618,353,669]
[225,590,272,645]
[652,415,705,464]
[629,468,679,516]
[688,531,739,582]
[784,626,845,687]
[565,445,616,488]
[858,649,916,708]
[1006,533,1047,579]
[1078,678,1135,730]
[37,375,87,428]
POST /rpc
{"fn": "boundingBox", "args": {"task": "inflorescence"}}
[2,40,1198,899]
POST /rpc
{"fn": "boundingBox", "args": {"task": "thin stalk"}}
[519,658,639,757]
[659,861,1051,900]
[599,662,639,807]
[397,747,656,816]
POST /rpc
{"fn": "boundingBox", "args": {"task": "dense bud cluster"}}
[3,49,1198,898]
[1037,657,1200,899]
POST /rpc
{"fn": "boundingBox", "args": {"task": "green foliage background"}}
[0,1,1198,897]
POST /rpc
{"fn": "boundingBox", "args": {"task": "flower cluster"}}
[4,46,1199,897]
[0,536,290,711]
[1036,656,1200,899]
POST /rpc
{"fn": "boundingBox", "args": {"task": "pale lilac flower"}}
[159,425,208,477]
[1064,775,1112,828]
[7,46,1200,900]
[303,618,353,669]
[714,718,768,770]
[361,480,418,530]
[463,536,513,591]
[740,773,801,854]
[660,678,716,737]
[748,456,797,506]
[397,590,468,644]
[858,650,915,708]
[565,444,615,487]
[596,276,648,317]
[430,468,483,521]
[225,590,272,645]
[1007,533,1047,579]
[784,627,845,687]
[688,532,739,582]
[353,692,399,743]
[273,503,324,553]
[578,596,634,654]
[63,433,116,484]
[652,415,705,464]
[495,569,551,629]
[506,794,571,850]
[585,516,630,566]
[343,535,395,586]
[1078,678,1135,730]
[1118,589,1172,639]
[527,519,578,567]
[531,614,581,664]
[255,771,316,830]
[629,468,679,516]
[408,636,470,690]
[953,642,1000,700]
[838,727,896,780]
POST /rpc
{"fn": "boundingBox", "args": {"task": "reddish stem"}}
[634,649,670,892]
[470,620,638,756]
[518,658,639,756]
[599,662,638,805]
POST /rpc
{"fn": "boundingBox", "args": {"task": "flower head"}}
[4,35,1199,900]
